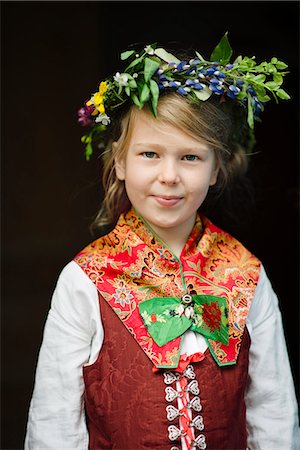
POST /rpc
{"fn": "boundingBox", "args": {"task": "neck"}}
[147,215,197,259]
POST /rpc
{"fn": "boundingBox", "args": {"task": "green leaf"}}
[131,93,142,108]
[193,86,212,101]
[149,79,159,116]
[144,58,160,82]
[126,55,144,70]
[121,50,135,60]
[247,94,254,129]
[195,51,205,61]
[125,85,130,96]
[139,83,150,105]
[85,142,93,161]
[265,81,279,90]
[154,48,180,64]
[275,60,288,69]
[276,88,291,100]
[234,55,242,65]
[259,94,271,102]
[210,32,233,64]
[271,57,278,64]
[128,79,137,89]
[273,73,283,85]
[253,74,266,83]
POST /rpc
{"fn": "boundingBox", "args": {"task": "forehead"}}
[128,109,209,150]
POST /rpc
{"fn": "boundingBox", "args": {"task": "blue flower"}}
[210,78,223,85]
[193,83,204,90]
[177,86,188,96]
[159,73,167,81]
[190,58,201,65]
[248,86,256,96]
[236,79,244,86]
[229,85,240,95]
[169,81,181,88]
[185,79,195,86]
[214,70,226,79]
[176,61,187,71]
[226,90,236,100]
[225,64,234,70]
[209,84,224,95]
[205,66,217,75]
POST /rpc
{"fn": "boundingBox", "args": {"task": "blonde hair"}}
[91,92,251,233]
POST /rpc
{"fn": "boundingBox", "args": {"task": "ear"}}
[113,142,126,181]
[209,162,219,186]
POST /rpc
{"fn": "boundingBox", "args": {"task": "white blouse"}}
[24,261,300,450]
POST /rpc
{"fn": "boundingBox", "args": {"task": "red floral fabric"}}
[74,209,261,368]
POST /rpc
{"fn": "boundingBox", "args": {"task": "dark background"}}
[1,1,299,448]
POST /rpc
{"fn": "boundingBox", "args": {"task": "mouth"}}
[152,194,184,207]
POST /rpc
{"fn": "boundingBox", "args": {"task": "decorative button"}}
[188,396,202,412]
[165,386,182,402]
[164,371,178,385]
[168,425,182,441]
[166,404,181,421]
[190,415,204,431]
[184,365,196,380]
[192,433,207,449]
[186,379,200,395]
[181,294,193,304]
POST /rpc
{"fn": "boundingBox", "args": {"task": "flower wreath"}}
[78,32,290,160]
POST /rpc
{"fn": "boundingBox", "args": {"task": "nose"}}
[158,159,180,185]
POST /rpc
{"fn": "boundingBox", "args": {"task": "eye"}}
[182,154,199,161]
[142,151,157,159]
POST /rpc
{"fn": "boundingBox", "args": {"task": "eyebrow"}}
[133,143,210,153]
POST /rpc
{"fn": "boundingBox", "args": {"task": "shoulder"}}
[50,261,99,325]
[248,264,279,328]
[56,260,97,294]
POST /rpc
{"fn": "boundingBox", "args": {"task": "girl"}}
[25,35,300,449]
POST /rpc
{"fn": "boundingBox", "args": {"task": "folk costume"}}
[25,36,299,449]
[25,209,300,449]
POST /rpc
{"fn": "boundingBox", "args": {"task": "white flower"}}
[184,306,194,319]
[176,304,185,316]
[144,45,155,55]
[133,73,138,78]
[95,114,110,126]
[113,72,128,86]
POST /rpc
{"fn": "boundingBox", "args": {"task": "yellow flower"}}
[99,81,108,95]
[85,81,108,115]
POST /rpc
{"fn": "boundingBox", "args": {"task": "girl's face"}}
[115,109,218,246]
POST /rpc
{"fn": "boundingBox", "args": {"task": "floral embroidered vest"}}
[74,209,261,369]
[83,293,250,449]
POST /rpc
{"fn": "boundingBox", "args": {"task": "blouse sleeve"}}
[24,261,103,450]
[246,265,300,449]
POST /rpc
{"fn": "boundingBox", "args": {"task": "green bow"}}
[139,294,229,347]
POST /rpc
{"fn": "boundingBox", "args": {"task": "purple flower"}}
[78,104,94,126]
[225,64,234,70]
